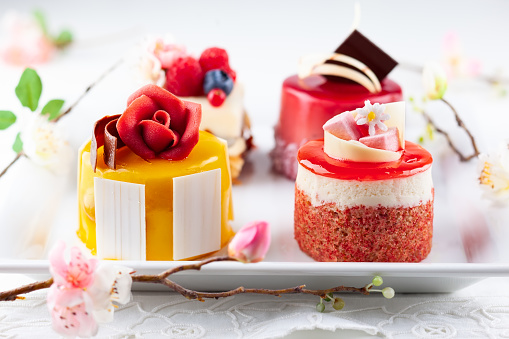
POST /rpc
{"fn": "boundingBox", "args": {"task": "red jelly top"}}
[298,140,433,181]
[275,75,403,145]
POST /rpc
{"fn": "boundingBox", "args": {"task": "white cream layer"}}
[296,164,433,209]
[180,83,244,140]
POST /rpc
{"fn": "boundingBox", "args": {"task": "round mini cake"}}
[294,101,434,262]
[78,85,234,261]
[273,30,403,180]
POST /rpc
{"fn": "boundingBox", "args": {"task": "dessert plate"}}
[1,126,508,293]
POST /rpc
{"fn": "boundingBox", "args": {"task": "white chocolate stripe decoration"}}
[298,53,381,93]
[94,178,146,260]
[173,169,221,260]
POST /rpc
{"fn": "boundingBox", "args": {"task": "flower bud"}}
[422,62,448,100]
[228,221,271,263]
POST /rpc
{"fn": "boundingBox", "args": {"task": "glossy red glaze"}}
[298,140,433,181]
[275,75,403,145]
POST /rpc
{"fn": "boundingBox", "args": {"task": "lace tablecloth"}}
[1,276,509,338]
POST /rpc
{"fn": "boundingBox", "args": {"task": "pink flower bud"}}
[228,221,271,263]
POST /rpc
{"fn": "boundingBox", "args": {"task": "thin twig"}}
[53,58,124,123]
[0,59,124,178]
[0,152,24,179]
[0,257,371,303]
[421,108,478,162]
[440,98,480,159]
[0,278,53,301]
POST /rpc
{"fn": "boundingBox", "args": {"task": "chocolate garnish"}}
[326,30,397,82]
[104,119,125,170]
[91,114,121,172]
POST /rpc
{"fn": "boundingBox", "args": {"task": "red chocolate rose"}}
[90,85,201,171]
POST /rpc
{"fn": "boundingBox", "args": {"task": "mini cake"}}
[140,39,252,180]
[78,85,234,261]
[273,30,403,180]
[294,101,434,262]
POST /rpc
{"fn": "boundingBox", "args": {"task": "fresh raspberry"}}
[164,56,204,96]
[199,47,236,81]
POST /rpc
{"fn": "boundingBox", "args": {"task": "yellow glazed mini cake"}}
[78,85,234,261]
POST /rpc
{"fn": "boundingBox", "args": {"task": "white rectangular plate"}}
[0,126,508,293]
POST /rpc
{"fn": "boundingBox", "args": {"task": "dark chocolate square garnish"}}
[329,30,397,81]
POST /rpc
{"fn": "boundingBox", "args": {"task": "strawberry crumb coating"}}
[294,188,433,262]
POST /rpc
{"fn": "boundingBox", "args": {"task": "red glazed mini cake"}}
[294,101,434,262]
[273,30,403,180]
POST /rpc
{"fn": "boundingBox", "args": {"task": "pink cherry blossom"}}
[150,39,186,69]
[228,221,271,263]
[47,242,132,337]
[0,11,55,66]
[49,241,98,289]
[138,36,187,85]
[442,31,482,79]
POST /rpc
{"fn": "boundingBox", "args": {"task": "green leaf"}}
[41,99,65,121]
[0,111,16,130]
[15,68,43,112]
[32,10,49,37]
[12,133,23,153]
[53,30,73,48]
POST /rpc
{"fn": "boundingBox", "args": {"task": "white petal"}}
[377,122,388,131]
[356,118,367,125]
[368,124,375,136]
[87,264,132,312]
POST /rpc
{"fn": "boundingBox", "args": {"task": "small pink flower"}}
[228,221,271,263]
[138,36,187,85]
[442,31,482,79]
[47,242,132,337]
[49,241,98,289]
[0,11,55,66]
[151,39,186,69]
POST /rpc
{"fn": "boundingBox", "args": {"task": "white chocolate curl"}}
[298,53,381,93]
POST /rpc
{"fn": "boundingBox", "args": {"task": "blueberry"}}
[203,69,233,96]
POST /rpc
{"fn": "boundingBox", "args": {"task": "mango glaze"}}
[78,131,234,261]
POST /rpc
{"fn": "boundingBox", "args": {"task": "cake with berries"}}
[141,40,251,180]
[78,85,234,261]
[273,30,403,180]
[294,101,434,262]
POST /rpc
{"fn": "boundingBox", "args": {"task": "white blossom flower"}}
[355,100,390,136]
[479,143,509,206]
[20,115,73,175]
[422,61,448,100]
[87,264,133,323]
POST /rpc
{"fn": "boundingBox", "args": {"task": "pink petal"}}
[47,286,98,337]
[68,246,97,288]
[49,241,70,287]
